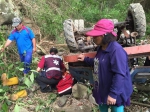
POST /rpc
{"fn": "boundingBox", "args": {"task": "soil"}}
[8,84,150,112]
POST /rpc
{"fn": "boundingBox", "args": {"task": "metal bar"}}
[124,44,150,58]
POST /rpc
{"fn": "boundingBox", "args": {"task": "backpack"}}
[56,72,74,95]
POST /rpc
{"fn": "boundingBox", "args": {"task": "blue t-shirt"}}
[8,26,35,54]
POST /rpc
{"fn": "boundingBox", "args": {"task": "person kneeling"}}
[35,47,66,93]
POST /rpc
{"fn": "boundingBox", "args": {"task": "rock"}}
[52,97,93,112]
[0,0,20,25]
[57,95,69,107]
[52,83,94,112]
[88,94,98,106]
[30,83,40,92]
[72,83,89,99]
[28,105,36,111]
[19,107,29,112]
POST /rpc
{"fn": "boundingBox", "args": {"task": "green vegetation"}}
[146,10,150,36]
[23,0,132,42]
[21,0,150,42]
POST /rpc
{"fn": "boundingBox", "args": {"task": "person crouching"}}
[35,47,66,93]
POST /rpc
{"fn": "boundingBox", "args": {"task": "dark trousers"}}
[35,75,59,90]
[59,88,72,96]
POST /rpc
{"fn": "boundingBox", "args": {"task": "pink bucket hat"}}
[86,19,117,37]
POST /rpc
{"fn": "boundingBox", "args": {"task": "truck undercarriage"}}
[63,3,149,84]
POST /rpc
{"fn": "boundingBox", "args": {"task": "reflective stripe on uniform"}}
[46,67,61,72]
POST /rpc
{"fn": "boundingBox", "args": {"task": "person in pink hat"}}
[78,19,133,112]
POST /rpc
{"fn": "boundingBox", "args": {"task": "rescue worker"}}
[35,47,66,93]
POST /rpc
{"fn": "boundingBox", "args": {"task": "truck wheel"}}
[109,19,118,33]
[126,3,146,38]
[63,19,85,52]
[63,19,79,52]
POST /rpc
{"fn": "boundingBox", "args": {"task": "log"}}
[36,44,46,55]
[131,101,150,108]
[135,84,150,92]
[52,44,68,47]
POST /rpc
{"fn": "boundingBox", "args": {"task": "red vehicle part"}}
[63,44,150,62]
[64,44,150,84]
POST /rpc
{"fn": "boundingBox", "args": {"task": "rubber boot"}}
[11,90,28,101]
[1,73,19,86]
[2,77,19,86]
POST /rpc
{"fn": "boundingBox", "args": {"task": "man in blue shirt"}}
[1,17,36,75]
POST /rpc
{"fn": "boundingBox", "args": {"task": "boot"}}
[2,77,19,86]
[10,90,28,101]
[1,73,19,86]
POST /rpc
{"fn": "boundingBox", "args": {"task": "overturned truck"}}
[63,3,150,84]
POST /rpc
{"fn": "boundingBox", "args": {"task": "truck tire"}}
[63,19,85,52]
[63,19,78,52]
[109,19,118,33]
[126,3,146,38]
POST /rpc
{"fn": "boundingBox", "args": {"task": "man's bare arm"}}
[32,38,36,53]
[1,39,12,52]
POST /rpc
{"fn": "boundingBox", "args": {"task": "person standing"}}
[35,47,66,93]
[78,19,133,112]
[1,17,36,75]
